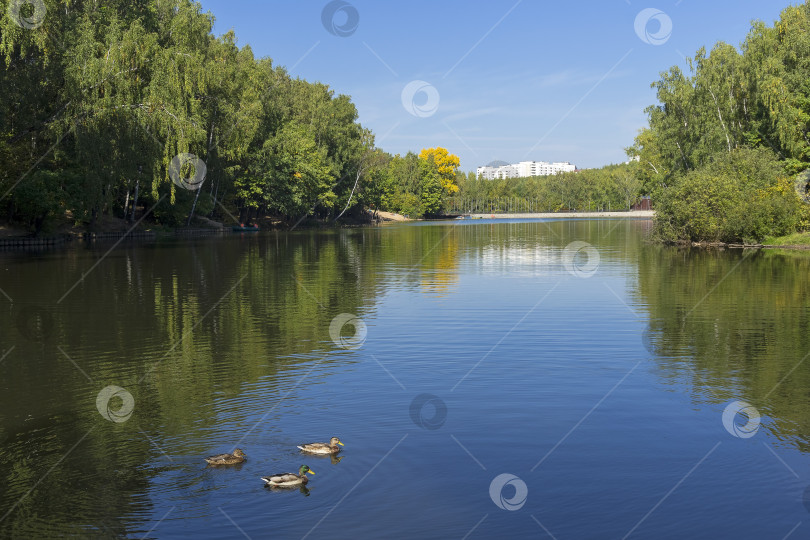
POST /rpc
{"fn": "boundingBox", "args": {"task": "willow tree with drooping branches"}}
[0,0,375,232]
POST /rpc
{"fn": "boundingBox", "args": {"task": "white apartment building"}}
[476,160,576,180]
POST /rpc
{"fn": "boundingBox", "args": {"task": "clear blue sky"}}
[198,0,790,171]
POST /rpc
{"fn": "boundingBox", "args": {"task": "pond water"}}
[1,218,810,539]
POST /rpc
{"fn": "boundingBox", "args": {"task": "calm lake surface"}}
[2,218,810,539]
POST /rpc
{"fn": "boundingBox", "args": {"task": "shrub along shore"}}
[628,2,810,245]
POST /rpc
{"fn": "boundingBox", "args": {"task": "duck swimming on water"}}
[298,437,344,455]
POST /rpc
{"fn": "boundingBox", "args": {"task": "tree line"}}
[5,0,808,240]
[0,1,420,232]
[449,163,642,214]
[630,0,810,243]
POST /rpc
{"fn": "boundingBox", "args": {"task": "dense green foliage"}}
[0,0,378,232]
[654,148,802,242]
[631,1,810,242]
[357,151,461,218]
[0,0,471,231]
[6,0,810,236]
[451,163,642,213]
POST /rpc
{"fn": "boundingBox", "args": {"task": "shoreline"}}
[3,211,810,253]
[460,210,655,219]
[688,241,810,251]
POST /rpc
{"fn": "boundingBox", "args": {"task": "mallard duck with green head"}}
[204,448,246,466]
[298,437,344,455]
[261,465,315,487]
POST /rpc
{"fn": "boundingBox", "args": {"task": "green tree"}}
[654,148,801,242]
[419,156,444,216]
[239,124,333,221]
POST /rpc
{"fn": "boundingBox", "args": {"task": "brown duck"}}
[298,437,344,455]
[204,448,246,466]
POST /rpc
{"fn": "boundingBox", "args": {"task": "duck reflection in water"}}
[265,484,311,496]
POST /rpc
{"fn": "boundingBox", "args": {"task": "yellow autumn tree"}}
[419,147,460,195]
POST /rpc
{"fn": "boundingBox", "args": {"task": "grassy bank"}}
[762,231,810,247]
